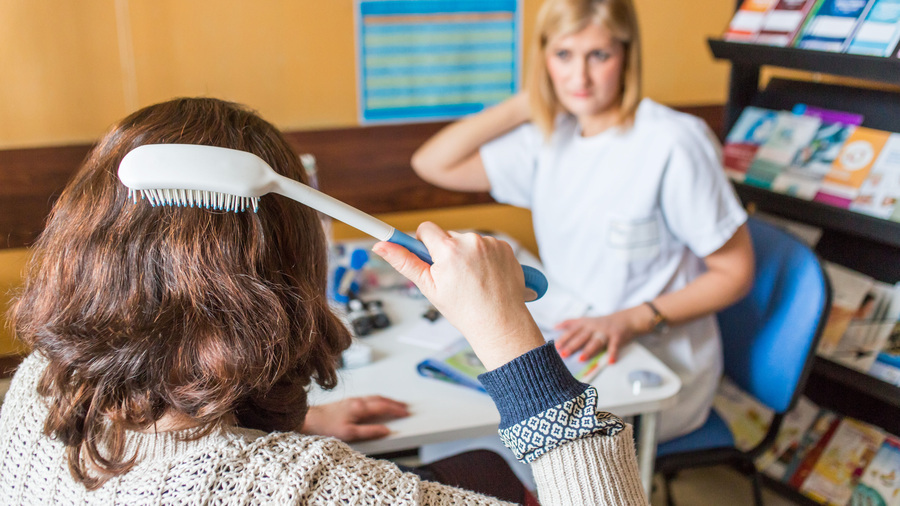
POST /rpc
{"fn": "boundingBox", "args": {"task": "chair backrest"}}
[719,217,832,415]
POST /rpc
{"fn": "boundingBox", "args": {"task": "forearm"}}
[411,94,530,190]
[647,224,754,329]
[479,343,647,505]
[531,426,646,506]
[649,267,752,327]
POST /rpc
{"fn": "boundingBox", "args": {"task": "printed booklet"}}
[756,0,819,45]
[416,331,608,393]
[851,134,900,220]
[744,111,821,189]
[724,106,781,181]
[846,0,900,56]
[794,0,875,52]
[799,418,886,505]
[815,126,892,209]
[725,0,780,41]
[770,104,862,199]
[848,435,900,506]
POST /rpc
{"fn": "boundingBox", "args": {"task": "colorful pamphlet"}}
[817,262,875,357]
[846,0,900,56]
[744,111,821,189]
[771,104,862,199]
[794,0,875,51]
[416,332,607,393]
[757,0,819,45]
[848,435,900,506]
[725,0,780,41]
[870,320,900,386]
[724,106,781,181]
[851,134,900,219]
[815,127,892,208]
[799,418,886,505]
[757,396,822,474]
[831,282,900,373]
[712,377,774,451]
[783,409,841,485]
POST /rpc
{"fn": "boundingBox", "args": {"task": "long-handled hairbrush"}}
[118,144,547,301]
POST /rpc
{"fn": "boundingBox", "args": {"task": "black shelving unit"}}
[708,34,900,505]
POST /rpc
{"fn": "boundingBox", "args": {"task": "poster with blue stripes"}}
[356,0,521,123]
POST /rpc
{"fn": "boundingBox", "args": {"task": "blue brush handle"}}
[387,229,548,302]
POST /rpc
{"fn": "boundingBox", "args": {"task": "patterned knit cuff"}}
[498,386,625,463]
[478,342,589,429]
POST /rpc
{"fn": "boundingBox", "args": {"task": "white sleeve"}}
[479,123,542,209]
[660,120,747,258]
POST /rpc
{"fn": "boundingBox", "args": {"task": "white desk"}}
[311,291,681,495]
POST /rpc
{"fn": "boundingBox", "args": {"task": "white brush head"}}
[118,144,277,212]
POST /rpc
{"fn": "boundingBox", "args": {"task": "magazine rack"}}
[707,34,900,505]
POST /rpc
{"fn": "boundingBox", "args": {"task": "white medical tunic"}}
[481,98,747,440]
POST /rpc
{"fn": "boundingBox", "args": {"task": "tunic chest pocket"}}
[607,213,662,262]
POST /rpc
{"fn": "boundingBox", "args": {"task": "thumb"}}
[371,241,434,293]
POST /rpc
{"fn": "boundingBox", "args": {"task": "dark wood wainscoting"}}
[0,104,723,249]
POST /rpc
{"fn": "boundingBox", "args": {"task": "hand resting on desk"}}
[302,396,410,442]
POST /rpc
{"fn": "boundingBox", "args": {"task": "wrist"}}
[643,300,670,334]
[472,319,546,371]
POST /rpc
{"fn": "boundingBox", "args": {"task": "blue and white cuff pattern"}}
[499,386,625,463]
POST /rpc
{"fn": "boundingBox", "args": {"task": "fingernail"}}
[579,355,587,363]
[559,350,569,359]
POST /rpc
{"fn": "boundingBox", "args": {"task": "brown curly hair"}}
[10,97,352,489]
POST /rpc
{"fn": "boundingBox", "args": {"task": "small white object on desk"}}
[341,340,373,369]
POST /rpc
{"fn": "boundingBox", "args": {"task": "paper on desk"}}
[397,316,464,351]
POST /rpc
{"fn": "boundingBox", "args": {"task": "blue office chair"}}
[655,216,832,506]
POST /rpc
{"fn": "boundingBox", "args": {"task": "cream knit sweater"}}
[0,353,647,505]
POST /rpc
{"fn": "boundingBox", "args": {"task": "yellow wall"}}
[0,249,31,356]
[0,0,732,149]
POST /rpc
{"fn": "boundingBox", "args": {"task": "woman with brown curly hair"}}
[0,97,646,504]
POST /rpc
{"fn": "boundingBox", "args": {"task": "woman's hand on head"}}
[301,396,409,442]
[555,306,647,364]
[372,222,545,370]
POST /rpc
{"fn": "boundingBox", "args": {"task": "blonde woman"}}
[412,0,755,456]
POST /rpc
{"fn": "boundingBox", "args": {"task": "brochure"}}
[851,133,900,220]
[815,126,892,209]
[770,104,861,199]
[870,319,900,386]
[784,410,841,487]
[723,106,781,181]
[416,330,608,393]
[846,0,900,56]
[712,377,774,451]
[817,262,875,357]
[794,0,875,52]
[757,0,819,45]
[725,0,780,41]
[848,435,900,506]
[745,111,821,189]
[757,396,822,475]
[799,418,886,505]
[831,282,900,373]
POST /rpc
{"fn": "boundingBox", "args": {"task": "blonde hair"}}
[526,0,642,137]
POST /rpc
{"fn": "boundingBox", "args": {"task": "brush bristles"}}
[127,188,259,213]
